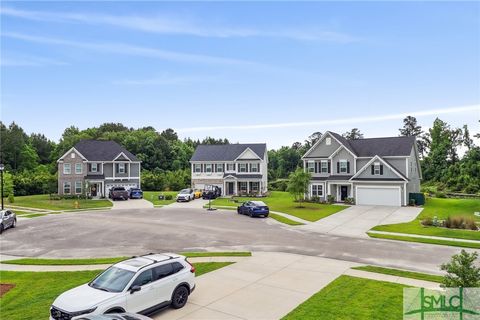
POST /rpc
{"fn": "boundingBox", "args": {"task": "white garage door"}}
[356,187,401,206]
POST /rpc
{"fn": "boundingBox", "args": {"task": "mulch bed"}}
[0,283,15,297]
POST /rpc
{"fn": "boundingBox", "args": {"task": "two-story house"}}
[57,140,141,198]
[190,143,268,196]
[302,131,421,206]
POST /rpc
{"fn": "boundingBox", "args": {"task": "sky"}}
[1,1,479,149]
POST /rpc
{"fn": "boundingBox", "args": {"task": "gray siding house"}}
[57,140,141,198]
[190,144,268,196]
[302,131,421,206]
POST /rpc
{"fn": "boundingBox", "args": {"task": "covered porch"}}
[328,181,353,202]
[85,175,105,198]
[224,177,263,196]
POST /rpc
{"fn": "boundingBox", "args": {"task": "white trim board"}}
[350,155,407,181]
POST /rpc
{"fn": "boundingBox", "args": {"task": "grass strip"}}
[368,232,480,249]
[352,265,444,283]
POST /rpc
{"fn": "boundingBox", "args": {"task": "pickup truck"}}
[109,187,129,201]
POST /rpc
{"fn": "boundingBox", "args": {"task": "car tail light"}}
[186,259,196,273]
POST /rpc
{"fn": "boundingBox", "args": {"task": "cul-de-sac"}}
[1,2,479,320]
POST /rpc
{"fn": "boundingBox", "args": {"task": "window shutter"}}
[115,163,118,173]
[125,164,128,174]
[214,164,217,172]
[337,162,340,173]
[371,165,374,175]
[249,164,252,172]
[315,162,318,173]
[380,165,384,175]
[347,162,350,174]
[88,163,91,171]
[328,161,331,173]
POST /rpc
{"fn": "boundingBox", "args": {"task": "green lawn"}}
[353,265,444,283]
[0,262,233,320]
[368,232,480,249]
[143,191,178,206]
[372,198,480,241]
[7,194,112,211]
[2,252,251,265]
[210,191,347,222]
[269,213,305,225]
[282,275,408,320]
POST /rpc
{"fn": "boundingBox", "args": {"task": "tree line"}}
[0,117,478,196]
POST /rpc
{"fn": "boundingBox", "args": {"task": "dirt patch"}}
[0,283,15,297]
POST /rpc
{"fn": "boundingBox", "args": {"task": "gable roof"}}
[72,140,139,161]
[350,155,408,181]
[191,143,267,162]
[304,131,416,158]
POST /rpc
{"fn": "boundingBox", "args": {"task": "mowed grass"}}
[143,191,178,206]
[368,232,480,249]
[282,275,407,320]
[353,265,444,283]
[0,262,233,320]
[372,198,480,241]
[3,252,251,265]
[211,191,347,222]
[7,194,112,211]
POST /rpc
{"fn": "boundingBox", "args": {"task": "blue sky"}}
[1,1,479,148]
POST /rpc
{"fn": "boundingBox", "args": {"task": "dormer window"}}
[374,162,381,175]
[326,137,331,145]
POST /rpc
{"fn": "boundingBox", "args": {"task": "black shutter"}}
[371,165,374,175]
[328,161,331,173]
[125,164,128,174]
[347,162,350,174]
[380,165,384,175]
[249,163,252,172]
[115,163,118,173]
[233,163,236,171]
[315,162,318,173]
[88,163,91,171]
[337,162,340,173]
[214,164,217,172]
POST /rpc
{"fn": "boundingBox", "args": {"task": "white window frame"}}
[63,163,71,174]
[311,184,324,197]
[205,164,212,173]
[239,181,247,192]
[216,164,224,172]
[321,160,328,173]
[326,137,331,145]
[75,163,82,174]
[75,181,82,194]
[70,153,76,159]
[307,161,315,173]
[194,164,202,173]
[118,163,125,174]
[91,163,98,173]
[250,163,259,173]
[374,162,381,175]
[339,160,348,173]
[63,182,71,194]
[227,163,235,171]
[239,163,247,173]
[251,181,260,192]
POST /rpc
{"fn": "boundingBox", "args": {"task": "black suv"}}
[202,186,221,200]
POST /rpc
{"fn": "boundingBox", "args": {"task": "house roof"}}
[191,144,267,161]
[73,140,139,161]
[327,131,415,157]
[223,173,263,179]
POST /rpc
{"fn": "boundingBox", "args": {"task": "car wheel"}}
[12,219,17,228]
[171,286,189,309]
[0,224,3,234]
[237,208,242,214]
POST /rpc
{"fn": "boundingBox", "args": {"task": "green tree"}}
[342,128,363,140]
[0,171,14,197]
[440,250,480,288]
[30,133,55,165]
[287,168,311,204]
[398,116,428,157]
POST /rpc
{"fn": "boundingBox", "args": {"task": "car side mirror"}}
[130,285,141,294]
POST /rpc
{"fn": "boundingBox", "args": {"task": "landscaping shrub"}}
[344,197,355,205]
[164,194,173,200]
[443,216,478,230]
[421,217,433,226]
[307,196,320,203]
[327,195,335,204]
[7,194,14,204]
[464,217,479,231]
[435,191,447,198]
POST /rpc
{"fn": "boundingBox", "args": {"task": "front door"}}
[227,182,234,195]
[340,186,348,200]
[91,183,98,197]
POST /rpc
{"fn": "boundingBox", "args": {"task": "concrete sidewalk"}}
[299,205,422,238]
[110,199,154,210]
[154,252,360,320]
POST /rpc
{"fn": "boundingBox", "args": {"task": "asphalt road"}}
[1,207,476,274]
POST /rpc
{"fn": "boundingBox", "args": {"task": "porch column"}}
[247,181,250,194]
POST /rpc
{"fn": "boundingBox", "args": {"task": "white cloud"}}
[0,6,360,43]
[2,32,257,66]
[0,53,67,67]
[176,105,480,133]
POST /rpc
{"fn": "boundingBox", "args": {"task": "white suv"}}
[50,253,195,320]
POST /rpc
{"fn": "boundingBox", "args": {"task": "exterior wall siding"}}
[306,135,340,158]
[354,161,402,179]
[57,150,86,195]
[331,149,354,175]
[406,147,421,194]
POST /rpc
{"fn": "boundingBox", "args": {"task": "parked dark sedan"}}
[129,188,143,199]
[237,201,269,218]
[0,210,17,234]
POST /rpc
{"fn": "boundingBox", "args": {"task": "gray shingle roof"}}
[191,144,267,161]
[329,132,415,157]
[73,140,139,161]
[224,173,263,179]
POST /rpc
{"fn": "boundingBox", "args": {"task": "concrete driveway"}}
[166,198,210,209]
[154,252,359,320]
[110,198,153,210]
[300,205,422,238]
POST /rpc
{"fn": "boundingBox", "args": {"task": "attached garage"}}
[356,186,401,206]
[105,182,138,195]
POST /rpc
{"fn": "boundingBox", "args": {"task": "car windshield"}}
[89,266,135,293]
[251,201,267,206]
[114,187,125,191]
[179,189,190,194]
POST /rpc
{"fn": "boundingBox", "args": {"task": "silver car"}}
[0,210,17,234]
[77,313,152,320]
